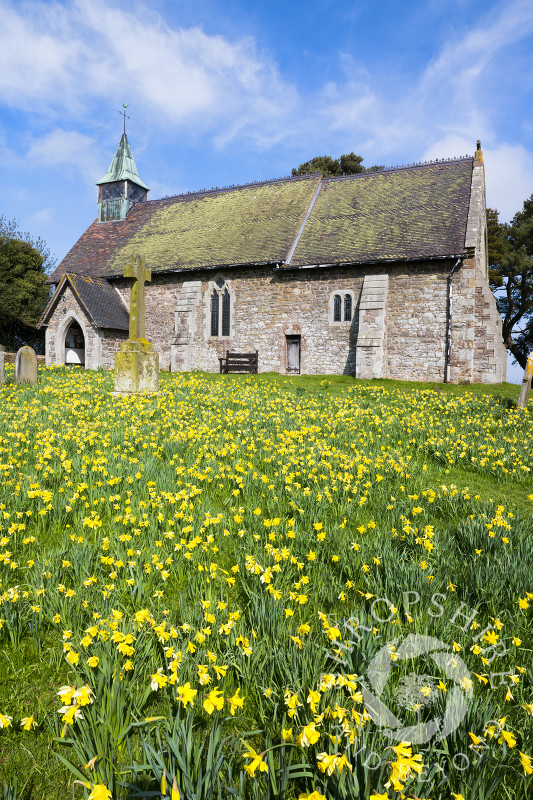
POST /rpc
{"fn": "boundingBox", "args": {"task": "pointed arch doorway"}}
[64,321,85,367]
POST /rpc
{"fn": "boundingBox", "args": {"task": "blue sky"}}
[1,0,532,380]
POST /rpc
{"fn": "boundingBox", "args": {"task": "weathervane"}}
[118,103,131,135]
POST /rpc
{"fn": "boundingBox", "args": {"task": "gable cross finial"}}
[119,103,131,135]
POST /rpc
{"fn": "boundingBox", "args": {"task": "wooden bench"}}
[219,350,258,374]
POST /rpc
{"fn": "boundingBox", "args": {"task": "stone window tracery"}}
[210,277,231,337]
[330,289,354,326]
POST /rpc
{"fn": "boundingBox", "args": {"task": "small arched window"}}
[333,294,342,322]
[210,278,231,337]
[344,294,352,322]
[222,289,230,336]
[210,290,219,336]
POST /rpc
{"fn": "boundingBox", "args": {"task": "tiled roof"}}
[289,159,473,267]
[40,274,129,330]
[48,158,474,283]
[49,176,320,282]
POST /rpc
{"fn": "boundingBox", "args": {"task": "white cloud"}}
[484,144,533,221]
[0,0,531,192]
[29,207,55,226]
[291,0,533,166]
[26,129,104,183]
[0,0,297,146]
[423,135,533,221]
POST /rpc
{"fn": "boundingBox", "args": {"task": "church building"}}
[40,134,506,383]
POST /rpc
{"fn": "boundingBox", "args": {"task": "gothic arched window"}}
[344,293,352,322]
[333,294,342,322]
[210,278,231,337]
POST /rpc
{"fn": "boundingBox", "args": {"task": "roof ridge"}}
[322,155,473,182]
[156,173,321,204]
[152,155,473,203]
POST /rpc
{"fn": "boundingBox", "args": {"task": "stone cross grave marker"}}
[114,254,159,394]
[518,352,533,409]
[124,254,151,340]
[0,345,4,385]
[15,346,38,385]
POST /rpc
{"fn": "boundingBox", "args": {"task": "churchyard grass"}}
[0,365,532,800]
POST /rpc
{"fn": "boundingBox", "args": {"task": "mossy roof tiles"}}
[289,159,473,266]
[49,159,474,284]
[50,177,320,282]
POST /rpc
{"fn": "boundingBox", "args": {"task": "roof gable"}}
[40,273,129,330]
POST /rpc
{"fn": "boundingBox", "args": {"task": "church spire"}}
[96,133,149,222]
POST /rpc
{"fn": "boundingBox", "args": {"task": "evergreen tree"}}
[0,216,54,352]
[292,152,384,177]
[488,199,533,368]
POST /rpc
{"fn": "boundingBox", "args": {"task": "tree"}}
[488,198,533,369]
[292,152,384,177]
[0,215,57,274]
[0,217,55,352]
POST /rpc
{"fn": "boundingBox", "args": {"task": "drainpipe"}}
[444,257,462,383]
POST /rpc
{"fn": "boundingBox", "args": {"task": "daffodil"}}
[87,784,112,800]
[227,688,244,715]
[243,746,268,778]
[176,683,197,707]
[204,687,224,715]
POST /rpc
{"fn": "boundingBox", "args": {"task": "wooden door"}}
[286,335,301,374]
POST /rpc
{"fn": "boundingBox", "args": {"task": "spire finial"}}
[119,103,131,136]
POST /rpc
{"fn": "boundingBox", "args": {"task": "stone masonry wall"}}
[462,154,506,383]
[45,256,505,383]
[99,329,129,369]
[112,261,491,382]
[386,263,449,381]
[473,277,507,383]
[116,268,362,375]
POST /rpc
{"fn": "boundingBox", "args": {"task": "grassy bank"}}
[0,367,531,799]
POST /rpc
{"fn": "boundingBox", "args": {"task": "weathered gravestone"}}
[15,346,38,385]
[518,352,533,409]
[0,345,4,385]
[114,254,159,394]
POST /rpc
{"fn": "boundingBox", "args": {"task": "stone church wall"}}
[107,260,503,382]
[44,255,506,383]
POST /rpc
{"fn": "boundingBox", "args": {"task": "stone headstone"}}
[0,345,5,385]
[15,346,38,385]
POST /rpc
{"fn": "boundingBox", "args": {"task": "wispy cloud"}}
[289,0,533,162]
[26,129,103,182]
[0,0,531,192]
[0,0,297,146]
